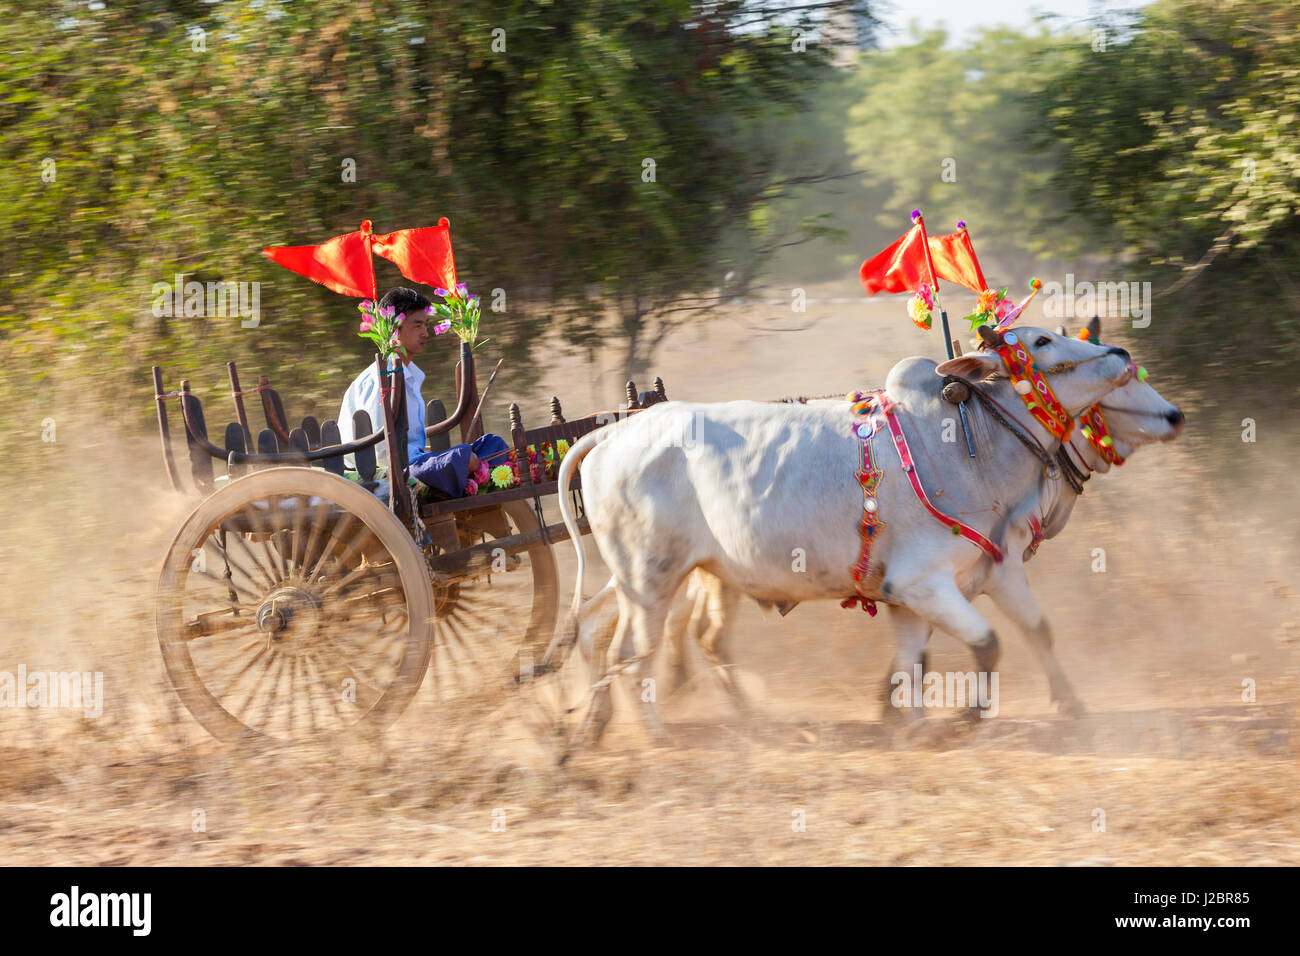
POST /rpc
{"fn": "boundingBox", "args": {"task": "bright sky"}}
[876,0,1148,46]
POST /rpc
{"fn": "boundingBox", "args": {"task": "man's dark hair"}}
[378,287,432,316]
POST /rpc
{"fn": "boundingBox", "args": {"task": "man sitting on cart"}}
[338,286,506,499]
[338,287,432,468]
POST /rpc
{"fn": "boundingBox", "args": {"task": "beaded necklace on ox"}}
[840,328,1104,615]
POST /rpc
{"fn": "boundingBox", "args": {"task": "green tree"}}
[0,0,876,436]
[842,25,1084,286]
[1034,0,1300,374]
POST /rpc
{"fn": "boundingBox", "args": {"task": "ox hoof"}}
[880,701,924,726]
[1058,697,1089,719]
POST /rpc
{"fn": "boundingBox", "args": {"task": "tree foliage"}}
[0,0,872,425]
[1033,0,1300,371]
[842,26,1082,278]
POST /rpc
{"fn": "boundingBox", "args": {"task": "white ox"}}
[552,326,1136,744]
[572,321,1185,723]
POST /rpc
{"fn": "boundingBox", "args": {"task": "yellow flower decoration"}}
[490,464,514,489]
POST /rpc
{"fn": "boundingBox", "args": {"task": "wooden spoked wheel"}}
[157,468,435,742]
[420,499,559,707]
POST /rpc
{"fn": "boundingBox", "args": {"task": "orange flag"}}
[859,223,933,296]
[372,217,458,293]
[262,223,376,299]
[927,224,987,294]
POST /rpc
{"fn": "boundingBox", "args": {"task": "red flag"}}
[262,223,376,299]
[372,217,457,292]
[927,226,987,294]
[859,223,933,296]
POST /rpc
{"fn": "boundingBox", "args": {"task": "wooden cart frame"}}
[152,343,668,741]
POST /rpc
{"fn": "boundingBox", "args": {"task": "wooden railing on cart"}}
[152,358,670,553]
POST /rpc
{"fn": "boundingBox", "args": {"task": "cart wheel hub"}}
[255,587,322,650]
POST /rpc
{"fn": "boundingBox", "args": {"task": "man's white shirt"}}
[338,358,426,469]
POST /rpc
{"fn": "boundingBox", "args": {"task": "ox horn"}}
[977,325,1004,350]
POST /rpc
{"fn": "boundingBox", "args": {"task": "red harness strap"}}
[878,395,1004,564]
[1079,404,1126,465]
[843,391,887,616]
[1026,514,1044,557]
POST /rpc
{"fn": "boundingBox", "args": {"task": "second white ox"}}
[553,327,1135,742]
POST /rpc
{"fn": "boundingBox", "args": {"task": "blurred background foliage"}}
[1,0,1296,445]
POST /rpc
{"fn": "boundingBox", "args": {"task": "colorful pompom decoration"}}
[909,282,935,331]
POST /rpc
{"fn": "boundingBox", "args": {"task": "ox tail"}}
[542,426,611,669]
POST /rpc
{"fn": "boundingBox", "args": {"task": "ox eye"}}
[1034,335,1051,347]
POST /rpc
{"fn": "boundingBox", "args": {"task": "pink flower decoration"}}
[463,478,478,497]
[359,316,374,332]
[434,320,451,335]
[994,297,1015,319]
[474,462,490,485]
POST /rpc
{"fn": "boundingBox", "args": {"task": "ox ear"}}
[1085,315,1101,341]
[935,351,1001,382]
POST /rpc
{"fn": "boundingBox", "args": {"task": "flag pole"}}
[913,210,976,457]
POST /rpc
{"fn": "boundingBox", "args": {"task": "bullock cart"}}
[151,343,669,741]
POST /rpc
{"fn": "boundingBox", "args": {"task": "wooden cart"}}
[152,341,668,741]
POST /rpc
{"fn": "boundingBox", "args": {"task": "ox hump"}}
[885,355,943,401]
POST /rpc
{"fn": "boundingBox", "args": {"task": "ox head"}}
[1057,319,1185,469]
[935,324,1133,418]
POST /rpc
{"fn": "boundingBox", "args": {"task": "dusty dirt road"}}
[2,289,1298,865]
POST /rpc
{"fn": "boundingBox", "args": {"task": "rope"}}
[779,391,849,405]
[948,376,1055,470]
[1055,445,1089,495]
